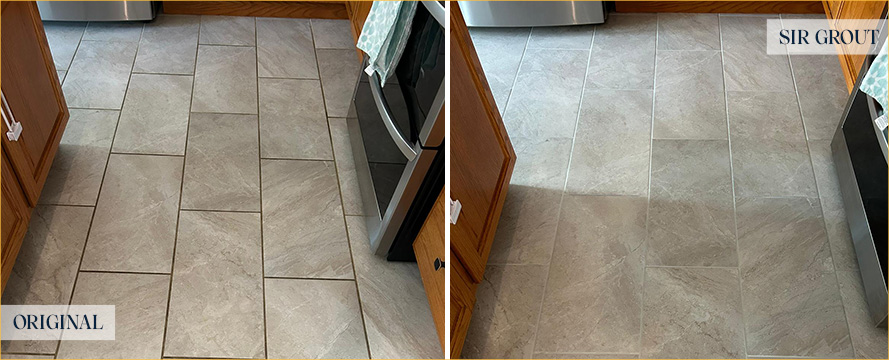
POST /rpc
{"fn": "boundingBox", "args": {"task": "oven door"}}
[347,2,445,256]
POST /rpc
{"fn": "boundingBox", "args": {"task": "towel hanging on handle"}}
[860,38,887,113]
[356,1,418,85]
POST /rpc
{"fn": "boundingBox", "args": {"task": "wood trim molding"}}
[614,1,824,14]
[162,1,348,19]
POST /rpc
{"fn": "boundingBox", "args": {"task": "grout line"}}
[36,203,95,209]
[109,151,184,158]
[179,208,261,214]
[497,27,532,130]
[310,18,373,359]
[781,14,857,356]
[258,156,335,162]
[254,15,272,360]
[257,75,321,81]
[645,265,743,270]
[130,71,195,77]
[718,14,750,359]
[78,269,172,276]
[53,19,143,359]
[262,276,357,282]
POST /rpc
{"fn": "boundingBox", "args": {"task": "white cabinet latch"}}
[449,198,462,225]
[2,92,22,141]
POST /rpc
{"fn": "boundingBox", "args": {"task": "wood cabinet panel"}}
[449,3,516,284]
[345,1,372,60]
[2,149,31,290]
[450,251,477,359]
[412,189,446,355]
[1,1,69,206]
[823,0,887,92]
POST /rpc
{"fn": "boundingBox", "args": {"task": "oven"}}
[347,2,445,261]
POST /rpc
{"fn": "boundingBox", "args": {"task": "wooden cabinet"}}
[449,3,517,357]
[413,190,446,356]
[822,0,887,91]
[1,1,69,289]
[345,1,372,59]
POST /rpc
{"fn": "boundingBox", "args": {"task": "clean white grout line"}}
[639,13,660,356]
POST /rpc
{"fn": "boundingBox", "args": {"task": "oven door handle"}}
[369,72,418,160]
[422,1,446,27]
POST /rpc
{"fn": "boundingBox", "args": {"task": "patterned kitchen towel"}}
[356,1,418,84]
[860,38,887,112]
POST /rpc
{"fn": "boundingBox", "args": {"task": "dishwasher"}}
[37,1,157,22]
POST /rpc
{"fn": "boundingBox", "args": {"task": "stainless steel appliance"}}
[37,1,157,22]
[348,2,445,261]
[458,1,606,27]
[832,18,887,327]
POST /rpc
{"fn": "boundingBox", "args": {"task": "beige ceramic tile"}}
[469,27,530,114]
[330,118,364,216]
[199,16,255,46]
[259,78,332,160]
[256,18,318,79]
[43,22,86,71]
[191,45,258,114]
[809,140,858,271]
[657,13,720,50]
[534,353,640,359]
[62,40,138,109]
[527,25,594,50]
[836,271,889,359]
[311,19,354,49]
[586,14,657,90]
[112,74,193,155]
[134,14,201,75]
[653,50,727,140]
[317,49,361,118]
[82,22,143,42]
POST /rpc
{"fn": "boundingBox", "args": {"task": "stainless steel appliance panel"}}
[37,1,156,22]
[459,1,606,27]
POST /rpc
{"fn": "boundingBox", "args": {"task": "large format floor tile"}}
[657,13,720,50]
[82,22,143,42]
[318,48,362,118]
[62,40,138,109]
[261,159,352,279]
[728,91,817,198]
[112,74,193,155]
[535,354,639,359]
[736,197,853,357]
[502,49,588,139]
[56,272,169,359]
[469,27,530,114]
[586,14,657,90]
[165,211,265,359]
[810,140,858,271]
[191,45,258,114]
[265,278,368,359]
[641,267,745,359]
[199,15,255,46]
[181,113,261,211]
[134,14,200,75]
[647,140,737,267]
[791,55,849,140]
[653,50,727,139]
[837,271,889,359]
[39,109,118,206]
[311,19,354,49]
[462,264,548,359]
[259,78,332,160]
[527,25,594,50]
[346,217,441,358]
[43,22,86,71]
[536,195,645,354]
[257,18,318,79]
[81,154,183,273]
[1,206,93,355]
[567,89,652,196]
[330,118,364,216]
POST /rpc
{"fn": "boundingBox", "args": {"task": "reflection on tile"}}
[536,195,645,353]
[535,353,640,359]
[265,279,368,359]
[809,140,858,271]
[463,265,548,359]
[199,15,255,46]
[791,55,848,140]
[257,18,317,79]
[57,70,66,84]
[165,211,264,359]
[567,89,652,195]
[503,49,587,139]
[658,13,720,50]
[62,40,138,109]
[653,50,726,139]
[311,19,354,49]
[737,197,852,358]
[261,159,351,278]
[837,271,889,359]
[1,206,93,355]
[81,154,182,273]
[134,15,200,75]
[82,22,143,42]
[527,25,594,50]
[259,78,331,160]
[346,217,441,358]
[647,140,737,267]
[586,14,657,90]
[56,273,169,359]
[192,45,257,114]
[330,118,364,216]
[641,267,745,359]
[181,113,260,212]
[39,109,118,206]
[469,27,529,114]
[44,22,86,71]
[723,51,794,92]
[488,185,562,265]
[112,74,193,155]
[318,49,361,118]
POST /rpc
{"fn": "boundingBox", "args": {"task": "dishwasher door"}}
[37,1,157,22]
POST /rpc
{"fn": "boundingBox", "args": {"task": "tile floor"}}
[1,14,440,359]
[467,13,888,359]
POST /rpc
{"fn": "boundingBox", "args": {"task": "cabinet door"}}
[345,1,372,59]
[412,189,446,355]
[449,3,516,283]
[2,149,31,290]
[1,1,69,206]
[824,0,887,91]
[450,252,478,359]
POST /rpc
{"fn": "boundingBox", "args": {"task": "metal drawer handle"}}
[1,92,22,141]
[368,72,418,161]
[434,257,444,271]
